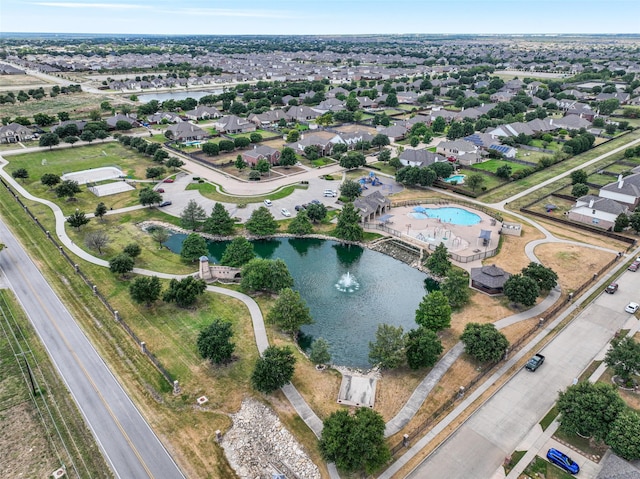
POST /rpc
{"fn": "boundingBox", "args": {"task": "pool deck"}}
[371,203,503,268]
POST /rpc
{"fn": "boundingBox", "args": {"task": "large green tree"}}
[139,187,162,206]
[220,237,255,267]
[557,381,625,441]
[266,288,314,336]
[607,410,640,461]
[605,336,640,384]
[339,151,366,170]
[55,180,82,201]
[203,202,235,236]
[339,179,362,201]
[460,323,509,363]
[405,327,443,370]
[245,206,278,236]
[66,210,90,229]
[287,210,314,235]
[162,276,207,308]
[180,199,207,230]
[503,274,540,307]
[440,269,471,309]
[309,338,331,365]
[319,407,391,474]
[415,291,452,332]
[305,202,327,223]
[465,173,485,192]
[279,146,297,167]
[521,262,558,292]
[40,173,61,189]
[129,276,162,306]
[180,233,207,262]
[251,345,296,394]
[424,243,451,276]
[197,318,235,365]
[240,258,294,293]
[368,324,405,369]
[109,253,134,278]
[335,202,363,242]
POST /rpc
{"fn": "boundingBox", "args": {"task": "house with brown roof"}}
[241,145,281,166]
[470,265,511,295]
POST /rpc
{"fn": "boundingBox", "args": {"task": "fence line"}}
[0,178,175,388]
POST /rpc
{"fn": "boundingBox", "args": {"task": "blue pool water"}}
[410,206,481,225]
[443,174,466,184]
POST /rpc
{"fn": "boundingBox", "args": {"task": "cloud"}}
[31,2,148,9]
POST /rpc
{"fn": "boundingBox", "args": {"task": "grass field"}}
[1,92,102,120]
[470,159,532,174]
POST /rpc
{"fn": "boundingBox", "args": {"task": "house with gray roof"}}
[147,111,182,125]
[568,194,629,230]
[166,121,209,141]
[596,451,640,479]
[184,105,222,121]
[285,105,320,122]
[599,173,640,208]
[470,264,511,295]
[378,125,409,141]
[105,114,139,129]
[241,145,281,166]
[211,115,256,134]
[248,109,286,127]
[0,122,34,143]
[436,139,484,165]
[399,148,446,167]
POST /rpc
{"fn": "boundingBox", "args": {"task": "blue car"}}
[546,448,579,474]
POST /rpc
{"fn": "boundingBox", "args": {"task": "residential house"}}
[147,111,182,124]
[0,122,34,143]
[470,265,511,295]
[184,105,222,121]
[567,194,628,230]
[241,145,281,166]
[211,115,256,134]
[399,148,446,167]
[486,122,535,138]
[595,451,640,479]
[52,120,87,135]
[464,133,517,158]
[248,109,286,127]
[105,114,139,129]
[353,190,391,223]
[378,125,409,142]
[285,105,320,122]
[552,114,592,131]
[339,131,375,149]
[599,173,640,208]
[166,121,209,141]
[286,130,337,156]
[315,98,345,113]
[436,139,484,165]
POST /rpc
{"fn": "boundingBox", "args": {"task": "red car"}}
[629,261,640,272]
[163,178,175,183]
[157,188,165,193]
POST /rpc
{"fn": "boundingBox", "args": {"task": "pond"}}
[138,89,223,103]
[164,235,427,368]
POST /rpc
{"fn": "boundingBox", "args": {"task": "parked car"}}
[605,283,618,294]
[525,353,545,372]
[310,199,321,205]
[294,205,306,211]
[281,208,291,217]
[628,261,640,272]
[163,178,175,183]
[157,188,165,193]
[546,448,579,474]
[159,200,172,207]
[625,302,639,314]
[323,189,337,197]
[264,199,273,207]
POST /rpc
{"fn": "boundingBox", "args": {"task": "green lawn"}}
[227,129,280,140]
[603,163,635,174]
[588,173,617,186]
[522,456,577,479]
[186,180,305,204]
[529,140,562,151]
[471,159,531,174]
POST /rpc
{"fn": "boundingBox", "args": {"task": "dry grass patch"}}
[375,367,429,422]
[528,216,631,252]
[598,369,640,411]
[489,224,545,272]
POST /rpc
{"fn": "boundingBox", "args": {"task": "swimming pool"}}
[443,174,466,184]
[410,206,481,225]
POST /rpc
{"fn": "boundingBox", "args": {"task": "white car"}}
[281,208,291,217]
[263,199,272,207]
[625,302,639,314]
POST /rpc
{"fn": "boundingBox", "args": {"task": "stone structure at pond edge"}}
[198,256,241,282]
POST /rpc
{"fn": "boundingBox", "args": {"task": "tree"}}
[202,142,220,156]
[385,91,398,107]
[460,323,509,363]
[109,253,134,278]
[286,129,300,143]
[571,183,589,197]
[405,327,443,370]
[614,213,630,233]
[309,338,331,365]
[335,202,364,242]
[146,166,166,181]
[304,145,320,161]
[251,345,296,394]
[429,161,454,179]
[203,202,235,236]
[255,158,271,174]
[379,149,391,163]
[39,132,60,149]
[234,155,246,171]
[630,211,640,234]
[197,318,235,365]
[503,274,540,307]
[287,210,314,235]
[128,276,162,306]
[249,132,263,143]
[521,262,558,292]
[266,288,314,336]
[440,269,471,309]
[12,168,29,183]
[305,202,327,223]
[339,179,362,201]
[180,233,207,262]
[40,173,61,189]
[557,381,625,441]
[368,323,405,369]
[55,180,82,201]
[180,199,207,230]
[245,206,278,236]
[63,136,79,147]
[84,230,109,255]
[220,237,255,267]
[319,407,390,475]
[279,147,297,167]
[66,210,90,229]
[605,336,640,384]
[372,133,390,150]
[415,291,452,331]
[94,202,108,221]
[138,187,162,206]
[424,243,451,276]
[465,173,485,192]
[570,170,588,185]
[339,151,366,170]
[123,243,141,258]
[163,276,207,308]
[607,410,640,461]
[240,258,294,293]
[496,164,512,179]
[389,157,403,170]
[431,116,446,133]
[150,226,169,248]
[165,157,184,171]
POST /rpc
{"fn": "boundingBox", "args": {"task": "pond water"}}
[164,235,427,368]
[138,89,223,103]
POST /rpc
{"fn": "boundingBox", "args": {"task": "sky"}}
[2,0,640,36]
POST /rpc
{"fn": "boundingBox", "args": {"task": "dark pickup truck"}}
[525,354,545,372]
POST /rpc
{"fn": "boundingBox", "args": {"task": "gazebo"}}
[470,264,511,295]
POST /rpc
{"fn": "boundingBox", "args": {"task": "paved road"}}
[404,264,640,479]
[0,219,184,479]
